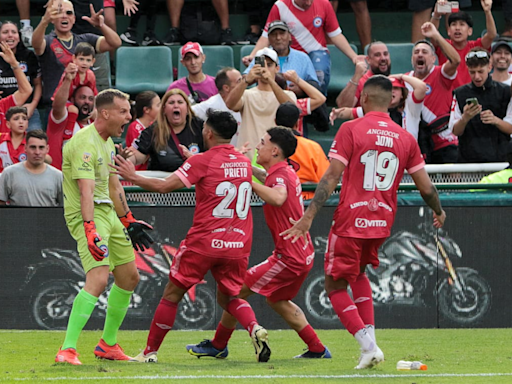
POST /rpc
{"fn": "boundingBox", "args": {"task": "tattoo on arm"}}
[118,192,129,214]
[308,173,338,217]
[422,185,443,215]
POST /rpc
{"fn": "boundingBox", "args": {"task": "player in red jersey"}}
[186,126,330,360]
[111,109,270,364]
[282,75,446,369]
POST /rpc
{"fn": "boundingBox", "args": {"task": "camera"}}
[254,56,266,67]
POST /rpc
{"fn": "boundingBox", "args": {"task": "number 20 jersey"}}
[328,111,425,239]
[175,144,253,259]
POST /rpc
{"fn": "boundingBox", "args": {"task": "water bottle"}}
[396,360,427,370]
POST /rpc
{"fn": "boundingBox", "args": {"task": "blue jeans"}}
[308,50,331,95]
[27,108,42,132]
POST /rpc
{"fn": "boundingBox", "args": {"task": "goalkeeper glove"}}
[84,221,108,261]
[119,211,154,251]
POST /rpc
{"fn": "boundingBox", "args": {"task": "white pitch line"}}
[6,373,512,381]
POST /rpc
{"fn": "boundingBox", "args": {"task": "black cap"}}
[491,40,512,54]
[268,20,290,34]
[276,102,300,129]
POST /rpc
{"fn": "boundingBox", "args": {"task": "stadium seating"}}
[178,45,234,78]
[364,43,414,75]
[326,43,358,95]
[115,46,173,94]
[239,45,255,71]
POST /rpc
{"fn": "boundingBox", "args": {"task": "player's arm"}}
[110,154,186,193]
[252,165,267,183]
[410,168,446,227]
[77,178,96,222]
[281,158,345,243]
[252,182,287,207]
[109,174,130,217]
[481,0,497,48]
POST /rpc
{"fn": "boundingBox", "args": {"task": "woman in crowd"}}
[0,21,42,131]
[128,89,205,172]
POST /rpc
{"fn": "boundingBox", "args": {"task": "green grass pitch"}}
[1,329,512,383]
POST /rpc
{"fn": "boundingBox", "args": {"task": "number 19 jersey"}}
[175,144,253,259]
[328,111,425,239]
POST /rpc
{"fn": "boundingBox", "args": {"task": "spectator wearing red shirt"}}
[0,106,28,172]
[431,2,497,89]
[283,75,446,369]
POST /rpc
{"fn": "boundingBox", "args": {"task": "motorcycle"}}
[20,219,216,331]
[303,208,492,327]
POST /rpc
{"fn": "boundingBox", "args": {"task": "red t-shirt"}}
[0,132,26,172]
[46,108,80,170]
[328,111,425,239]
[125,119,149,170]
[436,38,484,89]
[52,69,98,101]
[175,144,253,259]
[0,95,18,134]
[263,161,314,273]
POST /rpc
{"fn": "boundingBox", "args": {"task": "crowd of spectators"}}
[1,0,512,206]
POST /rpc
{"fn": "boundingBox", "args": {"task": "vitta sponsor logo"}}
[211,239,244,249]
[355,218,387,228]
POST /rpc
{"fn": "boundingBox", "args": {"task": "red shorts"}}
[104,0,115,8]
[170,241,248,296]
[324,232,386,283]
[245,253,311,303]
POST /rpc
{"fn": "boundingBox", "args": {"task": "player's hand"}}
[283,70,300,84]
[481,0,492,12]
[119,211,154,251]
[115,143,133,159]
[110,154,137,181]
[462,102,481,120]
[83,4,105,28]
[242,55,254,67]
[0,42,18,68]
[330,107,352,124]
[237,141,251,155]
[433,209,446,228]
[122,0,139,16]
[179,144,194,158]
[84,220,108,261]
[480,110,497,125]
[280,217,312,244]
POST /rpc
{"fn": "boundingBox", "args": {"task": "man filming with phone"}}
[226,47,296,160]
[449,48,512,163]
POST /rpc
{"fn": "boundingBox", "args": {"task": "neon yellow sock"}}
[102,284,133,346]
[62,289,98,350]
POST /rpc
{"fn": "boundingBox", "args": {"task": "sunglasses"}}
[465,51,489,61]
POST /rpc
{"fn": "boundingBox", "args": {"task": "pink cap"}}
[180,42,203,59]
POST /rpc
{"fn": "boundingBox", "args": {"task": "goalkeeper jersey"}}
[62,123,115,219]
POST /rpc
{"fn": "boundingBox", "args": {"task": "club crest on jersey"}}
[425,84,432,95]
[313,17,323,28]
[19,63,28,72]
[189,144,200,155]
[83,153,92,163]
[19,153,27,161]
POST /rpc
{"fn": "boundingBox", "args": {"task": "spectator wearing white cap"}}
[226,47,297,160]
[491,40,512,86]
[167,42,218,105]
[244,21,319,86]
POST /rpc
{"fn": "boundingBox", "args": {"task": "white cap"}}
[255,47,279,65]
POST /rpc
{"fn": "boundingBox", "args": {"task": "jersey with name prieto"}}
[329,111,425,239]
[263,161,314,273]
[263,0,341,54]
[175,144,253,259]
[407,66,459,150]
[62,123,115,219]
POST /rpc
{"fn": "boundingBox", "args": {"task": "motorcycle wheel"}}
[438,272,492,325]
[303,270,338,327]
[31,280,77,330]
[174,285,216,330]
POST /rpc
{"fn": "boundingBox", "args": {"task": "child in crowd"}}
[431,0,497,88]
[0,106,28,172]
[125,91,161,170]
[52,42,98,101]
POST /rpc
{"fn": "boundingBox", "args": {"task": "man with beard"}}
[490,40,512,86]
[47,62,95,170]
[407,22,460,163]
[336,41,391,108]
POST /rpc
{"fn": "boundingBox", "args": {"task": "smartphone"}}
[436,1,459,13]
[254,56,265,67]
[466,97,478,107]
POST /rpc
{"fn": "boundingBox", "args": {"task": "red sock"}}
[211,322,235,350]
[298,324,324,353]
[226,298,257,334]
[144,298,177,354]
[328,289,365,336]
[351,273,374,326]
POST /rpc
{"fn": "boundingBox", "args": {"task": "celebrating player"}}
[55,89,154,365]
[282,75,446,369]
[111,109,270,363]
[187,126,330,359]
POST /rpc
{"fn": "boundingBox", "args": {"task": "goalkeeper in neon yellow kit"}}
[55,89,153,365]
